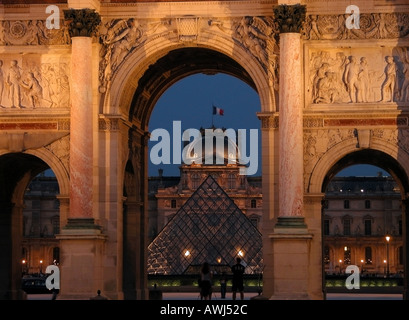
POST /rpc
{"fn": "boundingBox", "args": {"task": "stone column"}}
[402,198,409,300]
[257,112,279,299]
[275,3,306,228]
[56,9,106,300]
[64,8,101,226]
[269,3,314,300]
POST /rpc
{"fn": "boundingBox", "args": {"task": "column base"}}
[274,216,308,231]
[59,218,104,237]
[269,293,311,300]
[268,217,315,300]
[56,218,108,300]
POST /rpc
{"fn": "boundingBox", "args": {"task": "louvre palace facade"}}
[1,0,409,300]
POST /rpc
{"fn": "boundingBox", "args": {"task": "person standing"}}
[220,272,227,299]
[200,262,212,300]
[231,257,245,300]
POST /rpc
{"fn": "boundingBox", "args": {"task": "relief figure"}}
[6,60,22,108]
[344,56,360,103]
[400,50,409,102]
[379,56,397,102]
[357,57,369,103]
[20,72,43,108]
[0,60,4,107]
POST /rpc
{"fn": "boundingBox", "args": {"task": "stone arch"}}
[308,136,409,296]
[307,138,409,196]
[103,33,274,124]
[0,149,68,299]
[102,29,273,299]
[24,148,70,197]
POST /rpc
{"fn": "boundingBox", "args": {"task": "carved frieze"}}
[308,47,409,105]
[232,16,279,89]
[99,118,119,131]
[98,15,279,94]
[0,20,70,46]
[303,13,409,40]
[176,16,200,42]
[258,113,279,129]
[0,56,70,110]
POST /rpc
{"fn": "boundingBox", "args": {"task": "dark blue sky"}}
[148,73,389,178]
[148,73,261,177]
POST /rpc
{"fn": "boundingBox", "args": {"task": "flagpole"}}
[211,104,214,127]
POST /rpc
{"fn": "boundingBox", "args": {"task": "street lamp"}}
[22,259,26,275]
[385,235,391,278]
[39,260,43,274]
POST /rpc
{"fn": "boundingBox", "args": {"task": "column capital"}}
[273,3,306,33]
[63,8,101,38]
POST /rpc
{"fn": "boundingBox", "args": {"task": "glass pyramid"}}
[147,174,263,275]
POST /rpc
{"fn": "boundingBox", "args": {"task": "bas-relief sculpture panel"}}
[306,46,409,106]
[0,20,71,110]
[303,12,409,107]
[0,55,70,110]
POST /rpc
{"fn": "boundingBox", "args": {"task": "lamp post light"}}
[360,259,364,273]
[39,260,43,274]
[22,259,26,276]
[383,259,387,276]
[385,235,391,278]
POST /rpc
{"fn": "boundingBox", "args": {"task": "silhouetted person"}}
[200,262,213,300]
[90,289,108,300]
[231,257,245,300]
[220,272,227,298]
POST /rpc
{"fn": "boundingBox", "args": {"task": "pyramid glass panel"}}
[147,175,263,275]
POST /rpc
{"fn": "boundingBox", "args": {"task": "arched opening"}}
[22,169,60,274]
[122,47,264,298]
[321,149,408,295]
[0,153,55,299]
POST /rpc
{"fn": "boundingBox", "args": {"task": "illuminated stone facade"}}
[1,0,409,300]
[324,175,403,276]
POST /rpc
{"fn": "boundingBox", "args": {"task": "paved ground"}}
[26,292,404,300]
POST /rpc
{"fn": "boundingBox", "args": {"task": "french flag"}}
[213,106,224,116]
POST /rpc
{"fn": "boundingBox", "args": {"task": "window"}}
[250,199,257,208]
[344,200,350,209]
[365,200,371,209]
[364,219,372,236]
[250,217,258,229]
[343,218,351,236]
[323,219,330,236]
[365,247,372,264]
[52,216,59,235]
[228,174,235,189]
[191,174,200,189]
[53,247,60,264]
[324,246,330,265]
[32,200,41,209]
[171,199,177,208]
[343,246,351,264]
[399,246,403,265]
